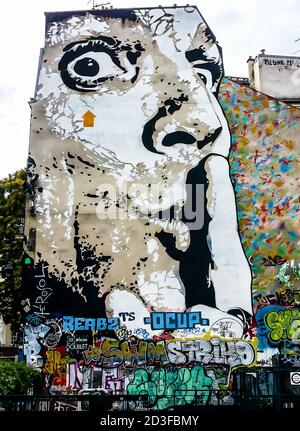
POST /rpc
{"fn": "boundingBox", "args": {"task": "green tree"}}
[0,361,42,395]
[0,169,26,332]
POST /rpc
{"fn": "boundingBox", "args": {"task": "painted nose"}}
[161,127,222,150]
[196,126,222,150]
[161,131,196,147]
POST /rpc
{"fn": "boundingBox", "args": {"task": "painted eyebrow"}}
[63,35,119,52]
[185,47,209,63]
[185,47,222,83]
[194,62,222,80]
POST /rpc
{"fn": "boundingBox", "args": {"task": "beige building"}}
[0,318,18,361]
[0,317,12,346]
[248,51,300,106]
[228,51,300,107]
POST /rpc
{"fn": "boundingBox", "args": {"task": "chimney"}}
[247,56,255,87]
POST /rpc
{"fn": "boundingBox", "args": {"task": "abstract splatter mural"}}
[22,6,300,408]
[219,79,300,369]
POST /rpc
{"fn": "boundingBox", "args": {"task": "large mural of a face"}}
[26,7,252,337]
[23,7,262,400]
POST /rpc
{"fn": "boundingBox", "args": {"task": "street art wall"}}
[22,6,300,408]
[219,80,300,369]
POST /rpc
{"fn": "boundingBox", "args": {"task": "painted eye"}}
[196,69,213,89]
[59,45,126,92]
[74,57,100,77]
[198,73,207,85]
[68,52,123,81]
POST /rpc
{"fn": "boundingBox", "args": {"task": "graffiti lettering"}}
[82,337,256,369]
[67,335,89,351]
[210,318,244,338]
[67,362,92,390]
[102,368,124,393]
[134,328,150,339]
[63,316,120,331]
[276,289,295,306]
[119,312,135,322]
[280,354,300,366]
[263,256,286,266]
[265,309,300,344]
[50,401,77,411]
[127,366,212,409]
[144,312,209,330]
[33,263,53,318]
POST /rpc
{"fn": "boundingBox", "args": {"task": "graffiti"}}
[143,312,209,330]
[67,362,92,390]
[44,350,68,376]
[63,316,120,331]
[210,318,244,339]
[277,260,300,290]
[67,335,89,351]
[220,81,300,302]
[116,327,133,341]
[277,288,300,306]
[119,312,135,323]
[265,308,300,344]
[103,368,124,393]
[280,354,300,367]
[176,327,207,337]
[263,256,286,266]
[24,324,49,368]
[48,376,67,394]
[256,357,274,367]
[205,368,232,405]
[32,263,52,318]
[26,313,43,326]
[41,319,62,348]
[50,401,77,411]
[127,366,212,410]
[82,337,256,369]
[134,328,150,339]
[81,346,102,366]
[254,294,278,309]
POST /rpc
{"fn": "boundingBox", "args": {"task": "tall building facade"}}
[22,6,300,408]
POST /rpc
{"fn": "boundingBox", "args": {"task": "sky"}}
[0,0,300,179]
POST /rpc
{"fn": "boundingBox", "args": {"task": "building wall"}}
[0,318,12,346]
[220,78,300,368]
[253,54,300,101]
[22,7,300,407]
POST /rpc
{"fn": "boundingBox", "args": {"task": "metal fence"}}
[0,392,299,412]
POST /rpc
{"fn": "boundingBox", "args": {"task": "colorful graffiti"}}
[22,5,300,407]
[265,309,300,344]
[81,336,256,369]
[127,367,213,410]
[219,78,300,368]
[219,80,300,303]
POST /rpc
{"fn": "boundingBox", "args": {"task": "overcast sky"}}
[1,0,299,179]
